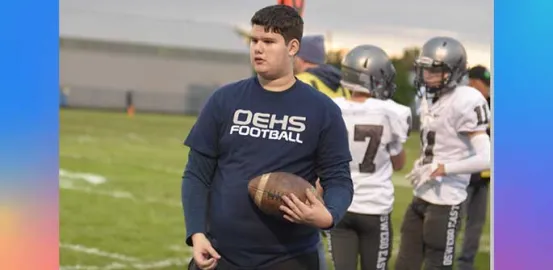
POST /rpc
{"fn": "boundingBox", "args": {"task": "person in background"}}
[294,35,350,99]
[457,65,491,270]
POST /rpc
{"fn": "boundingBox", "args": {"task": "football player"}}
[394,37,491,270]
[329,45,411,270]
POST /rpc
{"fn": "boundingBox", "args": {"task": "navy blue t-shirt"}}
[183,76,352,268]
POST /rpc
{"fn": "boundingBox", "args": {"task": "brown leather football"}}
[248,172,320,217]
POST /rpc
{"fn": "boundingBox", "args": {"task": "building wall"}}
[60,38,252,114]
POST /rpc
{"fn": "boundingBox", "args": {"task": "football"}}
[248,172,319,217]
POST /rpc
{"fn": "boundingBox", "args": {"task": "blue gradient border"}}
[0,0,59,269]
[494,0,553,269]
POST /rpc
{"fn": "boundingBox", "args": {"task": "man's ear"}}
[288,39,300,57]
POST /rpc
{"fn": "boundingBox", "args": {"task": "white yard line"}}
[59,153,182,175]
[60,169,107,185]
[167,244,191,252]
[59,181,181,208]
[60,258,190,270]
[76,135,97,144]
[60,242,190,270]
[60,262,126,270]
[60,243,140,262]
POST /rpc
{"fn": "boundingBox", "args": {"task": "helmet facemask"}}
[414,56,466,98]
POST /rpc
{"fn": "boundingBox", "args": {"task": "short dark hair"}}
[250,5,304,44]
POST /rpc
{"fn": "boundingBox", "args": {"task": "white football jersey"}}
[333,97,410,215]
[415,85,490,205]
[386,99,413,136]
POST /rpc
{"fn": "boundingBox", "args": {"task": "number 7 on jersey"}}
[353,125,384,173]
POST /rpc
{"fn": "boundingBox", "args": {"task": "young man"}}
[182,5,353,270]
[329,45,411,270]
[394,37,491,270]
[294,35,350,99]
[457,65,491,270]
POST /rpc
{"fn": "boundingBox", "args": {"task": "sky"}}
[60,0,492,67]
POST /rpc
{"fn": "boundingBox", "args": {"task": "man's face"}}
[469,79,490,98]
[249,24,299,79]
[422,67,450,88]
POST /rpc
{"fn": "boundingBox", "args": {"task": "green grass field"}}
[60,109,490,270]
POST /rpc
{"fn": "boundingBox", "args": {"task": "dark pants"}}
[317,232,328,270]
[458,184,489,270]
[188,250,320,270]
[329,212,393,270]
[395,197,462,270]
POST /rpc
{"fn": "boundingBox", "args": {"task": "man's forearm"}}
[182,149,217,246]
[318,161,353,229]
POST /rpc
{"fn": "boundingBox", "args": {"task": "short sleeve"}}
[184,91,222,158]
[392,109,411,143]
[387,108,410,156]
[455,91,490,133]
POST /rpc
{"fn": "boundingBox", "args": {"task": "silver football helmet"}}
[414,36,468,96]
[341,45,397,100]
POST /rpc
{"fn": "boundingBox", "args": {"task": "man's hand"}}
[279,188,333,229]
[406,162,443,189]
[191,233,220,270]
